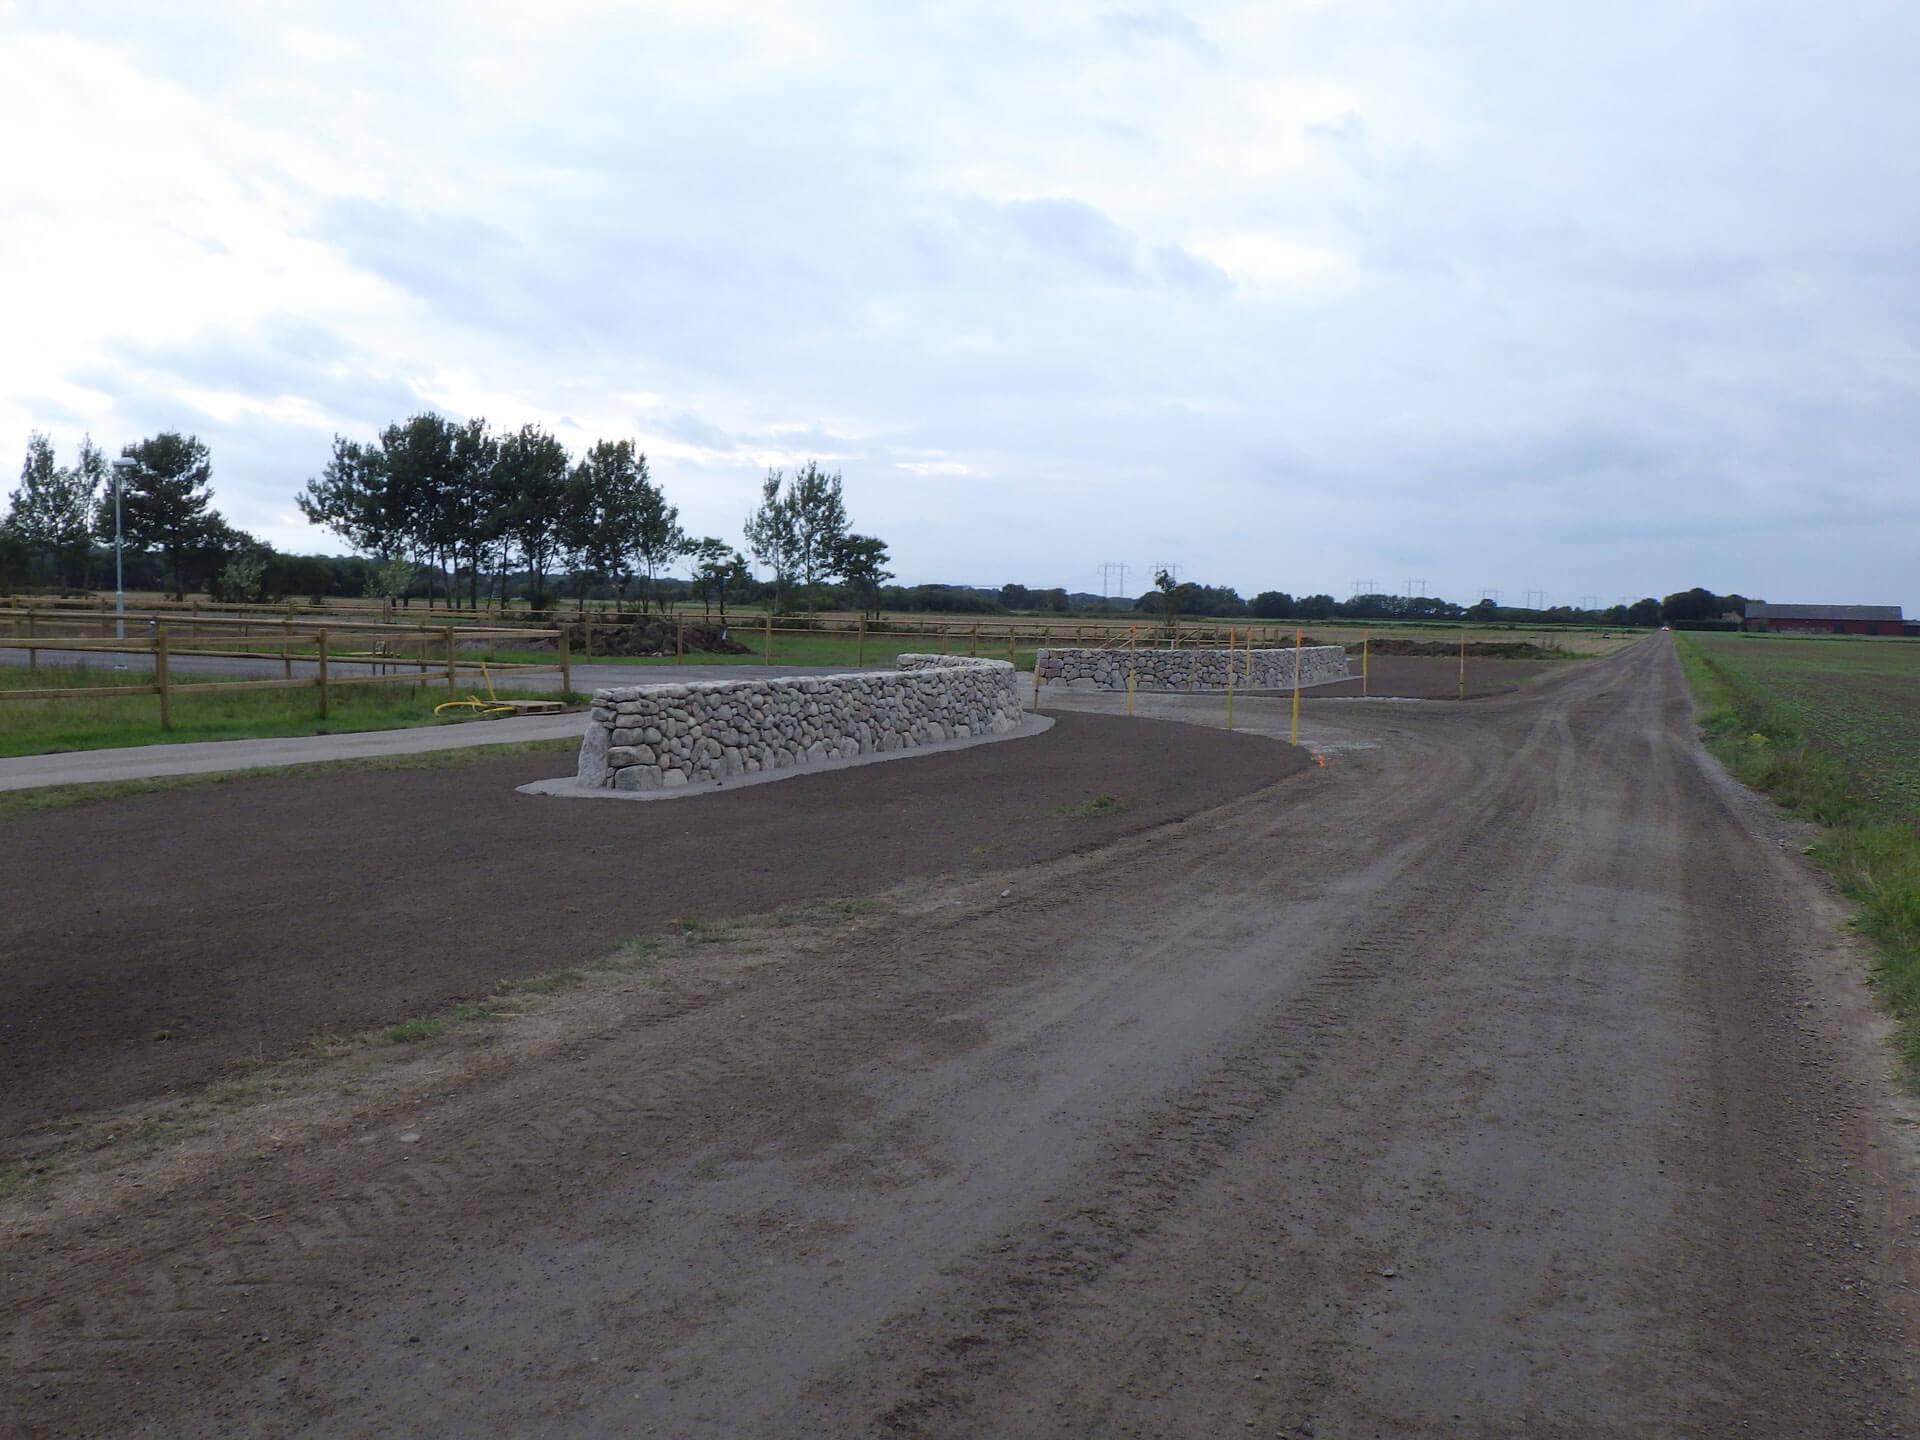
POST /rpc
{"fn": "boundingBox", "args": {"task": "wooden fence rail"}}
[0,626,571,729]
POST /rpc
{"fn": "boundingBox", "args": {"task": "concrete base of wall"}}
[1035,645,1350,692]
[521,713,1054,802]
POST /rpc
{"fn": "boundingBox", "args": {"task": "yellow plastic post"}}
[1290,627,1302,745]
[1127,623,1137,716]
[1226,626,1236,731]
[156,627,171,730]
[1362,628,1369,697]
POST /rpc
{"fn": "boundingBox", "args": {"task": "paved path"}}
[0,712,591,790]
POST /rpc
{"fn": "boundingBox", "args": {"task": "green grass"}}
[1678,633,1920,1077]
[1053,793,1121,818]
[0,662,580,757]
[0,736,578,822]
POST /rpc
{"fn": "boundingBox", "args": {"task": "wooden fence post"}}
[676,615,684,664]
[857,615,866,666]
[559,626,572,694]
[764,608,772,666]
[317,630,329,718]
[970,621,979,657]
[156,627,171,730]
[445,626,457,698]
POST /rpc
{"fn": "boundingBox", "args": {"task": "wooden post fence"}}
[156,627,171,730]
[445,627,457,698]
[559,627,572,694]
[856,615,866,666]
[317,630,330,719]
[764,609,773,666]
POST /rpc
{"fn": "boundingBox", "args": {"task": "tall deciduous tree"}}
[492,423,572,611]
[743,469,799,614]
[110,432,218,600]
[629,460,686,617]
[565,439,660,611]
[8,432,103,591]
[297,436,397,559]
[690,537,752,626]
[832,533,892,620]
[787,460,847,614]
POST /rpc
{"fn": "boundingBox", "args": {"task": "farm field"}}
[1683,632,1920,820]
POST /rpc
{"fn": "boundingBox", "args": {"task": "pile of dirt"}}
[1351,637,1555,659]
[553,619,752,657]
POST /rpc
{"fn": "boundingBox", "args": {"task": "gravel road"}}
[6,634,1918,1436]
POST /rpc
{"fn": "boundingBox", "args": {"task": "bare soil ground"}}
[0,713,1305,1147]
[6,637,1920,1437]
[1305,653,1547,698]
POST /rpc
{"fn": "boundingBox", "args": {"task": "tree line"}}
[3,427,1757,630]
[0,430,272,601]
[296,413,896,619]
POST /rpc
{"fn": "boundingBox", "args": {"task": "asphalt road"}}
[6,635,1918,1436]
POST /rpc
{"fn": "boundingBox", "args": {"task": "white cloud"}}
[3,1,1920,605]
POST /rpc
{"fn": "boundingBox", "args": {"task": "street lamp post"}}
[109,457,135,659]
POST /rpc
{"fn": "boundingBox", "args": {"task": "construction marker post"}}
[1362,628,1369,697]
[1225,627,1236,731]
[1291,627,1302,745]
[156,627,171,730]
[1127,624,1137,716]
[1458,627,1467,700]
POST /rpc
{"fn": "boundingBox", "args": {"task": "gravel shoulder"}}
[5,636,1919,1437]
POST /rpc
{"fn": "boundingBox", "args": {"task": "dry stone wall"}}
[576,655,1024,791]
[1034,645,1349,692]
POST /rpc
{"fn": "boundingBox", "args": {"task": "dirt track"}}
[6,636,1920,1436]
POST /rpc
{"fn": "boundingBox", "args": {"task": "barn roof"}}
[1746,603,1904,621]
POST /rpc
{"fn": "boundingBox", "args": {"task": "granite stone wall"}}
[576,655,1024,791]
[1034,645,1349,692]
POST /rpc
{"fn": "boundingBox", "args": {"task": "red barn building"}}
[1742,603,1913,636]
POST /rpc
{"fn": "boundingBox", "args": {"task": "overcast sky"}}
[3,1,1916,606]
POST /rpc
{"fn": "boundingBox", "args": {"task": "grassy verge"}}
[0,736,578,822]
[1677,636,1920,1075]
[0,663,579,757]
